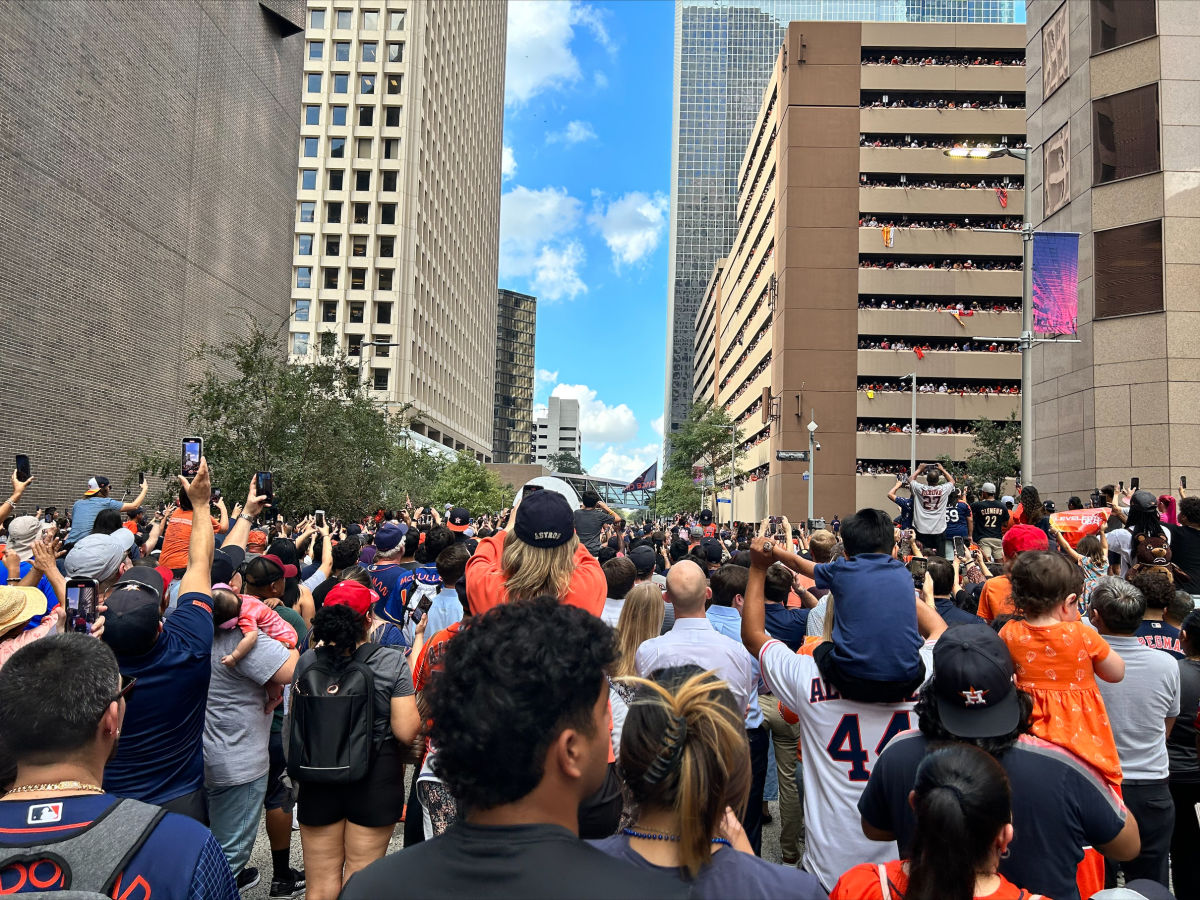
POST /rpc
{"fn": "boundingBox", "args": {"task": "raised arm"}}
[0,471,31,522]
[120,480,149,513]
[177,459,214,599]
[740,537,774,657]
[1052,526,1084,564]
[766,541,817,579]
[223,479,268,551]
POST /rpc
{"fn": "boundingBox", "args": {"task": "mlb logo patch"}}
[27,803,63,825]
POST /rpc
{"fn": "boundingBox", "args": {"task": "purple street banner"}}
[624,461,657,493]
[1031,231,1080,335]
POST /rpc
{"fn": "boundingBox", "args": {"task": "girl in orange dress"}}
[999,550,1126,784]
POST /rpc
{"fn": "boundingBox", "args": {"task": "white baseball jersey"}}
[758,639,934,891]
[910,481,953,534]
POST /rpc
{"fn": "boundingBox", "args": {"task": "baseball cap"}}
[65,529,136,581]
[447,507,471,532]
[931,622,1022,739]
[699,509,713,526]
[374,522,407,553]
[1002,524,1048,559]
[689,526,704,541]
[211,546,246,586]
[1130,490,1158,514]
[1092,882,1175,900]
[6,515,41,562]
[102,585,163,658]
[324,580,379,616]
[0,585,48,635]
[981,482,996,494]
[247,530,269,554]
[83,475,110,497]
[514,490,574,549]
[701,538,723,564]
[243,553,297,586]
[628,545,656,575]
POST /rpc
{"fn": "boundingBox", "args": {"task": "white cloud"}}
[505,1,613,106]
[531,242,587,301]
[551,383,638,444]
[546,120,597,145]
[593,70,609,89]
[533,402,549,420]
[502,145,517,180]
[588,191,670,269]
[536,368,559,385]
[591,443,659,481]
[651,415,664,438]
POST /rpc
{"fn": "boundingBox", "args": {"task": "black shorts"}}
[264,730,295,813]
[297,740,405,828]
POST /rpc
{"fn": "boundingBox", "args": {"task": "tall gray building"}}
[493,289,536,465]
[663,0,1022,438]
[0,0,305,507]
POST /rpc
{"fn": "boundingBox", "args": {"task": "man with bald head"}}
[634,559,767,853]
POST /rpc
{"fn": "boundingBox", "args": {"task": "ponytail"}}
[905,744,1011,900]
[617,666,749,877]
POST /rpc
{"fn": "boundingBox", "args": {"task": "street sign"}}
[776,450,809,462]
[716,497,731,504]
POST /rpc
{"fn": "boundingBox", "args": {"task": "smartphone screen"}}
[315,510,325,527]
[14,454,30,483]
[953,536,967,558]
[1131,477,1141,491]
[211,488,222,503]
[908,557,928,587]
[256,471,273,499]
[1119,481,1125,492]
[139,471,145,485]
[65,578,99,634]
[416,594,434,618]
[521,483,543,498]
[182,437,202,478]
[1184,476,1189,490]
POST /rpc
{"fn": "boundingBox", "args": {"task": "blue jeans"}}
[207,772,269,875]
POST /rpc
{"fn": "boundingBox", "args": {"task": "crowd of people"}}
[862,53,1025,66]
[861,135,1031,151]
[859,336,1019,352]
[860,256,1024,271]
[860,379,1022,395]
[860,214,1021,230]
[0,458,1194,900]
[858,297,1020,312]
[860,175,1021,190]
[861,94,1023,110]
[858,421,974,435]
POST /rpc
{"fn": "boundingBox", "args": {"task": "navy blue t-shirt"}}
[935,596,984,627]
[764,603,810,652]
[104,591,213,805]
[1135,619,1184,659]
[368,561,416,627]
[814,554,923,682]
[859,730,1126,900]
[0,794,237,899]
[944,501,971,538]
[891,496,913,529]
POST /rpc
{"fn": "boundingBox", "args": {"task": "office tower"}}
[1024,0,1200,498]
[695,21,1025,521]
[291,0,506,461]
[665,0,1022,442]
[0,0,305,505]
[493,289,536,464]
[532,398,582,467]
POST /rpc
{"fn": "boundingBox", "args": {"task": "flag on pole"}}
[624,462,658,493]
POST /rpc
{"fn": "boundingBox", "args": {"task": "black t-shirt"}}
[1168,658,1200,782]
[1135,619,1184,659]
[935,596,984,626]
[574,508,612,556]
[340,822,687,900]
[970,500,1009,540]
[858,731,1126,900]
[1167,523,1200,588]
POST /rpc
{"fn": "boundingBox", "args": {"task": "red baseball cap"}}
[1002,524,1048,559]
[324,581,379,616]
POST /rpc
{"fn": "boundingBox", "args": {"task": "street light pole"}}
[729,424,737,529]
[906,372,917,476]
[807,411,818,527]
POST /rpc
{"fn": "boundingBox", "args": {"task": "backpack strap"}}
[0,798,165,894]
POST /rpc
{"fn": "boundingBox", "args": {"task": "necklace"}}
[622,826,732,848]
[4,780,104,795]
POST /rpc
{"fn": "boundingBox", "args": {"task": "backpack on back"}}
[287,643,380,783]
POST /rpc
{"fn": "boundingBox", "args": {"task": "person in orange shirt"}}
[464,488,604,618]
[158,488,229,572]
[977,525,1049,623]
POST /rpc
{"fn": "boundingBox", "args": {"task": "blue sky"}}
[500,0,674,481]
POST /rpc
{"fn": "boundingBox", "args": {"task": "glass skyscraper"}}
[663,0,1022,437]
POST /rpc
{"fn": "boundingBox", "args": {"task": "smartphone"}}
[1130,476,1140,491]
[138,471,145,485]
[899,529,914,558]
[14,454,30,483]
[315,509,325,528]
[65,577,100,634]
[210,488,222,503]
[1090,489,1103,509]
[181,437,202,478]
[1183,476,1189,490]
[413,593,435,623]
[255,471,274,501]
[953,536,967,558]
[521,483,544,498]
[908,557,929,588]
[1119,480,1125,492]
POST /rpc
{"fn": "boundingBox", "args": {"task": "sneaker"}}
[236,867,261,892]
[269,868,306,898]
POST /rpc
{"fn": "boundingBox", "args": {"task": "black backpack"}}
[287,643,380,784]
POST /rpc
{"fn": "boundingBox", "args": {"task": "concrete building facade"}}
[694,21,1026,522]
[493,289,536,465]
[532,398,582,468]
[0,0,306,507]
[1025,0,1200,499]
[290,0,506,461]
[664,0,1023,445]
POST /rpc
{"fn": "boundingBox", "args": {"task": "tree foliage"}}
[431,451,514,514]
[545,451,586,474]
[649,467,703,517]
[937,412,1021,491]
[667,401,743,490]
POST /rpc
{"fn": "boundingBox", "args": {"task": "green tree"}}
[936,412,1021,492]
[649,467,702,517]
[431,451,513,514]
[126,322,404,520]
[666,400,743,498]
[382,443,449,510]
[545,451,586,474]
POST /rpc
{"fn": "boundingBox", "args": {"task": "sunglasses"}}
[113,674,137,704]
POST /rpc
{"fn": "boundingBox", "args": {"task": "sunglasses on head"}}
[113,674,137,704]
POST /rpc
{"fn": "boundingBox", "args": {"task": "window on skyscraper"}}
[388,10,405,31]
[381,203,397,225]
[378,236,394,257]
[330,138,346,158]
[376,302,393,324]
[358,106,373,127]
[1092,84,1160,184]
[306,73,321,93]
[384,106,401,127]
[292,333,310,356]
[328,170,344,191]
[362,10,380,30]
[301,170,316,190]
[350,301,365,322]
[299,202,315,223]
[331,105,347,126]
[383,139,398,159]
[296,268,312,290]
[373,369,389,391]
[295,298,311,319]
[352,236,368,256]
[387,75,402,94]
[303,137,318,157]
[298,235,313,256]
[322,301,338,322]
[335,41,351,61]
[325,236,341,256]
[320,332,335,354]
[351,269,367,290]
[335,9,352,29]
[355,171,371,191]
[308,41,323,60]
[357,138,372,158]
[388,42,403,62]
[348,334,363,356]
[304,106,320,126]
[323,268,339,290]
[378,268,394,290]
[334,74,349,94]
[362,42,378,63]
[310,9,325,29]
[361,75,376,95]
[1092,0,1156,53]
[354,202,370,224]
[326,202,343,224]
[382,171,397,191]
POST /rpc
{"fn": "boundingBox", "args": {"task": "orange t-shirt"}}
[832,860,1043,899]
[977,575,1014,622]
[158,509,224,570]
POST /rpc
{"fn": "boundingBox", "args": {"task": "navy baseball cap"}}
[931,622,1021,739]
[514,490,574,549]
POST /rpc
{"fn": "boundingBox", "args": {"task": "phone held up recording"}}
[65,578,99,634]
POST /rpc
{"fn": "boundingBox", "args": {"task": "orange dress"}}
[999,619,1122,784]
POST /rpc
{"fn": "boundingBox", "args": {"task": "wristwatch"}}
[239,514,254,524]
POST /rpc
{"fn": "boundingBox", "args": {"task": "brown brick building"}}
[0,1,306,509]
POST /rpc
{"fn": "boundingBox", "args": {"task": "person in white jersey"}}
[909,462,955,558]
